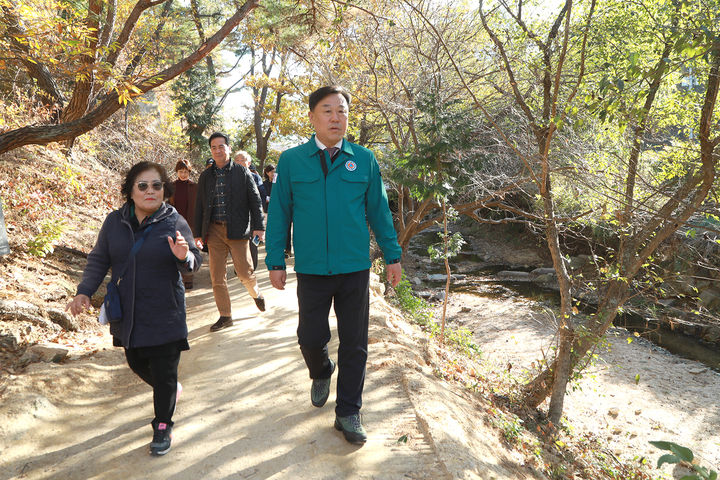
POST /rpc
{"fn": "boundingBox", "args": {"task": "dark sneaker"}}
[210,316,233,332]
[311,359,335,407]
[334,413,367,445]
[253,296,266,312]
[150,422,172,456]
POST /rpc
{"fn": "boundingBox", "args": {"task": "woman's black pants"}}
[124,348,181,427]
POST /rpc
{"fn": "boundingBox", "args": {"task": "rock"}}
[530,268,556,277]
[370,279,386,296]
[370,312,390,327]
[0,299,41,316]
[699,289,720,310]
[19,343,69,364]
[577,254,592,263]
[532,274,555,284]
[607,407,620,418]
[688,367,707,375]
[40,288,69,302]
[496,271,532,282]
[0,299,58,330]
[0,331,20,350]
[46,308,78,331]
[566,256,588,270]
[670,275,698,295]
[460,306,472,313]
[703,326,720,343]
[634,409,642,416]
[426,273,466,282]
[411,276,422,285]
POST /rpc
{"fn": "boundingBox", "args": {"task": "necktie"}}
[326,147,339,162]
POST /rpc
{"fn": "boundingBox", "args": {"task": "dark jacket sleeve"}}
[194,171,207,238]
[76,212,115,297]
[244,169,264,231]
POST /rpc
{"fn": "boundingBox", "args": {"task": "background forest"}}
[1,0,719,478]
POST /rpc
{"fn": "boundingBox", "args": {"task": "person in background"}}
[66,161,201,457]
[169,159,198,289]
[200,158,215,252]
[265,85,402,445]
[195,133,266,333]
[233,151,266,270]
[262,163,292,257]
[261,164,275,213]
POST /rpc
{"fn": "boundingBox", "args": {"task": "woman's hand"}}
[66,294,91,316]
[168,230,190,260]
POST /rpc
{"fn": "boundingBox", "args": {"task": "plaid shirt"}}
[211,162,231,222]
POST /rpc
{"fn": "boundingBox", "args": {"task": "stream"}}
[407,231,720,372]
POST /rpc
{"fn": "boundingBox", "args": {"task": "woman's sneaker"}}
[150,423,172,456]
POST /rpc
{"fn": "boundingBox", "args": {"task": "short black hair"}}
[308,86,351,112]
[175,159,192,172]
[120,161,174,203]
[263,164,275,181]
[208,132,229,146]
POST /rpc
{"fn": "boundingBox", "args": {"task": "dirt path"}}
[1,254,540,480]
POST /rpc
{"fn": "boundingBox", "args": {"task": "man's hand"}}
[269,270,286,290]
[252,230,265,242]
[66,294,91,316]
[168,230,189,260]
[386,262,402,288]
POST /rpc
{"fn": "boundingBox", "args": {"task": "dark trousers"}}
[296,269,369,417]
[249,240,259,270]
[125,348,181,426]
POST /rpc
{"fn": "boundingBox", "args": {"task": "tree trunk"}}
[439,198,450,345]
[523,39,720,408]
[2,1,66,109]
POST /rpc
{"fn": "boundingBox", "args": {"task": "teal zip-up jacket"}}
[265,135,402,275]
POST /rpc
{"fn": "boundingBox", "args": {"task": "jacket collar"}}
[304,134,354,158]
[121,201,172,224]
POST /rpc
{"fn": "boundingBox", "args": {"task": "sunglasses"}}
[136,181,163,192]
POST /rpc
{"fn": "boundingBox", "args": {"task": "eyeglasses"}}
[136,181,163,192]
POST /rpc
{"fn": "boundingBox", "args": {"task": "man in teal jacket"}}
[266,85,402,445]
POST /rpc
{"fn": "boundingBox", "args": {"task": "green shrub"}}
[27,219,65,257]
[393,273,481,357]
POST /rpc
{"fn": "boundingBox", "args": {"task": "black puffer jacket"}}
[76,202,202,348]
[194,161,264,241]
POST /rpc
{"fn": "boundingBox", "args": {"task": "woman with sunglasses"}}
[66,161,202,456]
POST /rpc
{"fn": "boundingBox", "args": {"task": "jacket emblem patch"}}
[345,160,357,172]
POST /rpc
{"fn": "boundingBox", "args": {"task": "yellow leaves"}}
[114,83,143,106]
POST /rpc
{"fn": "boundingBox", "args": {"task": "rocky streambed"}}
[403,227,720,371]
